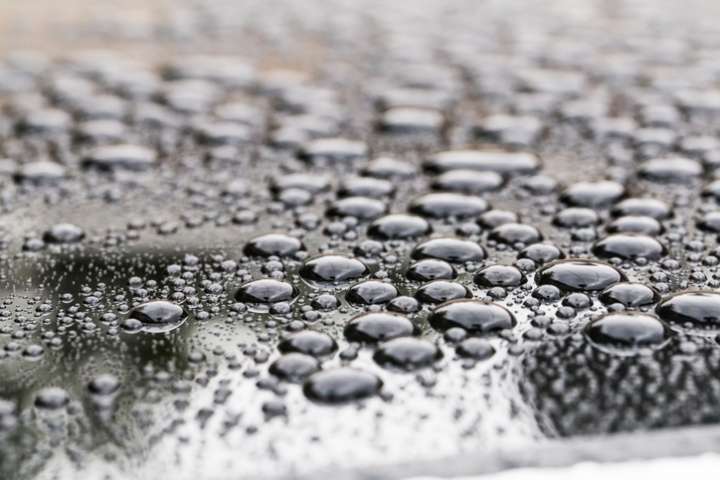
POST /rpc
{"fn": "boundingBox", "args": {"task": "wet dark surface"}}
[3,0,720,479]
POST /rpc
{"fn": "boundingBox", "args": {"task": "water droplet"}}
[344,312,416,343]
[346,280,398,305]
[409,193,489,219]
[656,291,720,330]
[373,337,442,371]
[368,214,431,240]
[269,353,320,383]
[474,265,525,287]
[303,368,382,404]
[429,300,516,334]
[415,280,471,304]
[456,338,496,360]
[34,387,70,410]
[599,282,661,307]
[278,331,337,357]
[299,255,368,284]
[411,238,485,263]
[585,313,672,353]
[592,234,665,260]
[126,300,188,333]
[235,279,296,306]
[43,223,85,244]
[406,259,456,281]
[244,234,303,257]
[536,259,626,292]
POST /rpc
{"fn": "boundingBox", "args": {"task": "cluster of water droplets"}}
[1,0,720,478]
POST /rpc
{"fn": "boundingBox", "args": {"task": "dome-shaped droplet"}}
[639,157,702,183]
[346,280,398,305]
[489,223,542,245]
[88,374,121,396]
[592,234,665,260]
[456,338,496,360]
[278,331,337,357]
[339,176,395,197]
[585,313,672,353]
[415,280,471,304]
[607,216,662,235]
[328,196,387,220]
[518,243,564,264]
[344,312,416,343]
[34,387,70,410]
[656,291,720,330]
[126,300,188,333]
[561,181,624,208]
[425,150,539,175]
[553,208,600,228]
[235,279,296,304]
[84,144,157,171]
[698,211,720,232]
[269,353,320,383]
[411,238,485,263]
[409,193,489,219]
[599,282,661,307]
[611,198,670,219]
[406,259,456,282]
[474,265,525,287]
[373,337,442,371]
[536,259,625,292]
[303,368,382,404]
[432,169,504,194]
[368,214,431,240]
[299,255,368,284]
[429,300,516,334]
[43,223,85,244]
[244,233,303,257]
